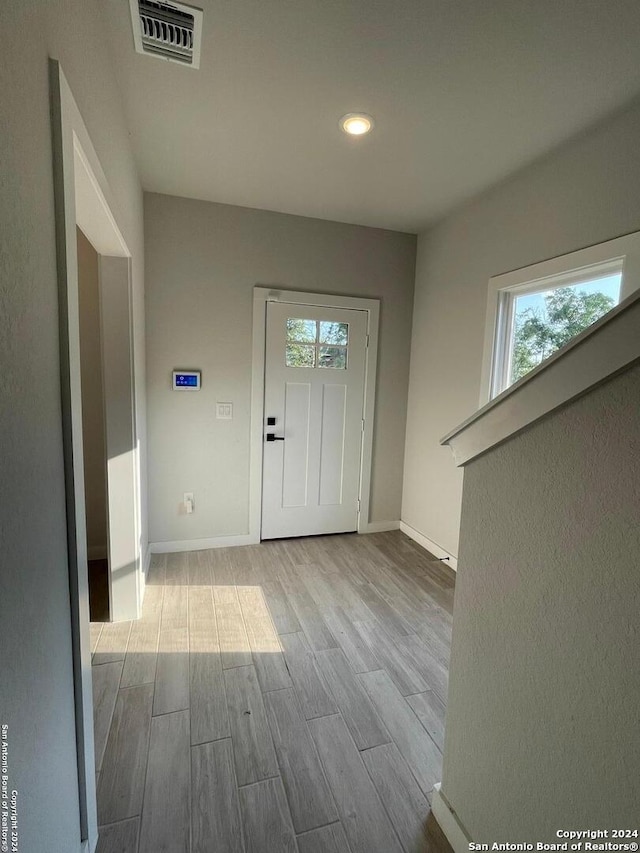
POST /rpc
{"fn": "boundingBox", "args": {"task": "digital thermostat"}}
[172,370,201,391]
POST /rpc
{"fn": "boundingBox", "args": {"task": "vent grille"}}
[130,0,203,68]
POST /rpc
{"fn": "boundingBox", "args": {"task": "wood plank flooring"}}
[92,530,455,853]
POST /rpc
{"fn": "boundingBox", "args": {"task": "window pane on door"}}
[287,318,317,343]
[318,346,347,369]
[319,321,349,345]
[286,343,316,367]
[509,273,621,385]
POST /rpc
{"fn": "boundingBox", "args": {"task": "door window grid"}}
[286,318,348,369]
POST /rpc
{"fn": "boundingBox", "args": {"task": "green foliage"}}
[285,319,348,367]
[319,321,348,345]
[286,318,316,342]
[286,318,317,366]
[512,288,615,381]
[286,343,315,367]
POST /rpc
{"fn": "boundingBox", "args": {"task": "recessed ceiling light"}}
[339,113,374,136]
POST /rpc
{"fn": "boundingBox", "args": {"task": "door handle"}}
[266,433,285,442]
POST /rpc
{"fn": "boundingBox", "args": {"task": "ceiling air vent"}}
[129,0,203,68]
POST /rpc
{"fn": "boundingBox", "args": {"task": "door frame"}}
[50,59,143,852]
[250,287,380,540]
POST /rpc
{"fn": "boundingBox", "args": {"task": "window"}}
[480,230,640,403]
[492,261,622,396]
[285,318,348,369]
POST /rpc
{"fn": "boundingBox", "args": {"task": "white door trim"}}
[250,287,380,540]
[50,59,142,852]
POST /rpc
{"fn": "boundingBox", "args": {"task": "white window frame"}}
[480,231,640,405]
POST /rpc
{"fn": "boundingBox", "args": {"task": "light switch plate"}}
[216,402,233,420]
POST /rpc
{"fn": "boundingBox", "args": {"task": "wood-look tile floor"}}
[90,530,455,853]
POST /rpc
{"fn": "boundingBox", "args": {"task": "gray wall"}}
[442,363,640,838]
[402,96,640,557]
[77,228,107,558]
[145,193,416,544]
[0,4,144,850]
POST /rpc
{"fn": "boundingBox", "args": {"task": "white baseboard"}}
[359,520,400,534]
[150,532,259,554]
[87,545,107,561]
[399,522,458,572]
[151,524,401,553]
[431,784,471,851]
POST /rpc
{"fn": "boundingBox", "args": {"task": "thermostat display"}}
[173,370,201,391]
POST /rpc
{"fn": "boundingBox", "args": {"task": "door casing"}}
[250,287,380,541]
[50,59,143,852]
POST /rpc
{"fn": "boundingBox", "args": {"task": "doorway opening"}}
[77,227,110,619]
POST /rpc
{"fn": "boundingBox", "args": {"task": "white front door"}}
[261,301,368,540]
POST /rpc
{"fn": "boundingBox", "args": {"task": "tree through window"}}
[285,318,349,369]
[511,280,618,383]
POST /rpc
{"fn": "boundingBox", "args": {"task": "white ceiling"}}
[104,0,640,233]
